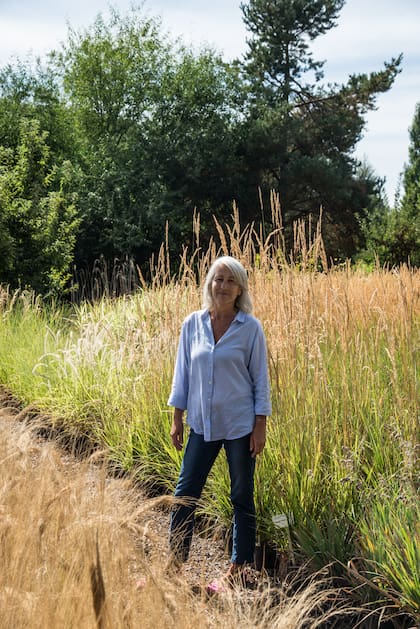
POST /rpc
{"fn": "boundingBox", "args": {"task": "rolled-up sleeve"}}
[248,323,272,416]
[167,320,190,410]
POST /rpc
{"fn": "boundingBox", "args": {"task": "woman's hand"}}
[170,408,184,451]
[250,416,266,458]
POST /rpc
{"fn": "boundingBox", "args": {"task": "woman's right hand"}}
[170,409,184,450]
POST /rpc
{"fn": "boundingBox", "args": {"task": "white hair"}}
[202,256,253,313]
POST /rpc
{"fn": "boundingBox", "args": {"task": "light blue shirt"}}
[168,309,272,441]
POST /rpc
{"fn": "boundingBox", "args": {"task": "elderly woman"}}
[168,256,271,589]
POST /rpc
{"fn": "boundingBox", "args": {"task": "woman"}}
[168,256,271,588]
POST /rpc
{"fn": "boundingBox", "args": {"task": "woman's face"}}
[211,265,242,310]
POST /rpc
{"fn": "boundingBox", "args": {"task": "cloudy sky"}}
[1,0,419,203]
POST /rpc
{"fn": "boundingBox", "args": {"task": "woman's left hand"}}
[250,416,266,458]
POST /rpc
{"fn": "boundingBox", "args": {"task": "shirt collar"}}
[235,310,246,323]
[202,309,246,323]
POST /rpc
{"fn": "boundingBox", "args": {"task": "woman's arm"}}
[170,407,185,451]
[250,415,266,457]
[248,323,272,418]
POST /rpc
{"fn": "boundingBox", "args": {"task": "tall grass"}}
[0,209,418,622]
[0,403,359,628]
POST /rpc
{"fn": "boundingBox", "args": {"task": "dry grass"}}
[0,210,418,626]
[0,402,360,629]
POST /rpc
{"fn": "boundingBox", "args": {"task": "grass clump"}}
[1,407,361,629]
[0,210,418,623]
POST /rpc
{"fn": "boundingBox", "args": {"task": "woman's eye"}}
[214,276,235,284]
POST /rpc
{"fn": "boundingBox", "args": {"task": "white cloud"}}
[146,1,247,59]
[314,16,419,65]
[0,17,67,60]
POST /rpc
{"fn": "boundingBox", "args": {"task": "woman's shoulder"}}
[182,309,207,326]
[237,311,264,331]
[237,310,260,324]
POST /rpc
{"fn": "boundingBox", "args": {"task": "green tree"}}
[237,0,402,259]
[58,8,169,265]
[59,8,242,268]
[396,102,420,266]
[0,57,77,162]
[142,47,243,254]
[359,104,420,267]
[0,119,79,294]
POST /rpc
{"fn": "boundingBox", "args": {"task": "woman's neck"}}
[210,306,237,319]
[210,307,237,343]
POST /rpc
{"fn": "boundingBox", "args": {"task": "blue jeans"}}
[169,429,256,565]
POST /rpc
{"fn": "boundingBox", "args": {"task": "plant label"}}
[272,513,289,529]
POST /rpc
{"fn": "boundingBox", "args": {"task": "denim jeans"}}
[169,428,256,565]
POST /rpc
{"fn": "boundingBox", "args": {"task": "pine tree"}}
[390,103,420,265]
[238,0,402,259]
[402,104,420,217]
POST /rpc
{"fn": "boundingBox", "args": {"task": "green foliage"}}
[0,57,78,162]
[61,8,168,140]
[56,8,242,268]
[360,204,420,268]
[0,3,408,290]
[237,0,402,259]
[396,102,420,266]
[142,48,243,249]
[402,103,420,212]
[357,482,420,612]
[0,251,418,619]
[0,119,79,294]
[56,8,168,264]
[358,103,420,267]
[241,0,345,103]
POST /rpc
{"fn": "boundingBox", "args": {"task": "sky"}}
[1,0,419,204]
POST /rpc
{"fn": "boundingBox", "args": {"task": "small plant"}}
[355,480,420,616]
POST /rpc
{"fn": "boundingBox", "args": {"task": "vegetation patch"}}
[0,218,418,625]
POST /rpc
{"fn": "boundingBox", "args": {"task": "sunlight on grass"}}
[0,409,357,628]
[0,210,418,622]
